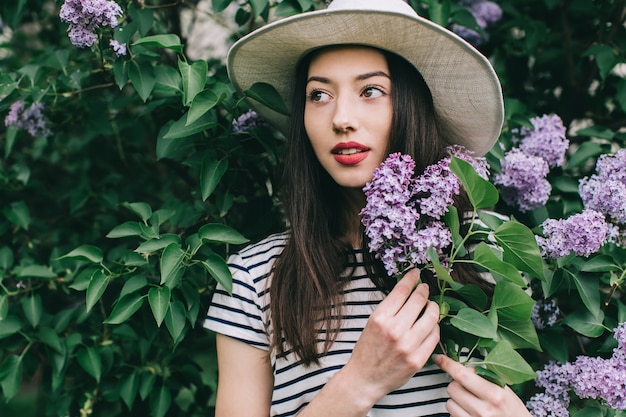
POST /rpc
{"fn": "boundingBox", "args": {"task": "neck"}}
[341,188,366,248]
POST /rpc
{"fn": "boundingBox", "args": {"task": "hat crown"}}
[327,0,418,17]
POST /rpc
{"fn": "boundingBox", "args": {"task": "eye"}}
[362,86,386,99]
[308,89,331,103]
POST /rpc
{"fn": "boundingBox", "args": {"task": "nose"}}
[332,95,357,133]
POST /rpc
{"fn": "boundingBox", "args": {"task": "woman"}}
[205,1,532,416]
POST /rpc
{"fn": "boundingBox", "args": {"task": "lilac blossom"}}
[493,148,551,212]
[60,0,123,48]
[531,299,560,330]
[517,114,570,168]
[536,209,610,258]
[579,149,626,224]
[4,101,52,138]
[110,39,127,56]
[453,0,503,45]
[527,322,626,413]
[232,110,269,133]
[361,147,480,276]
[525,393,569,417]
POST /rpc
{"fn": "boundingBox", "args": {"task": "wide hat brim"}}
[227,0,504,156]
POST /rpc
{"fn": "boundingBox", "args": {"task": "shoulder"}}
[228,232,288,274]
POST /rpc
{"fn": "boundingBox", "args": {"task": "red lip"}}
[331,141,370,165]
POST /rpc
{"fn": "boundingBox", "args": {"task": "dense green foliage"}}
[0,0,624,416]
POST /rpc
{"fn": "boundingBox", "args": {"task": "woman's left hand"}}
[433,354,532,417]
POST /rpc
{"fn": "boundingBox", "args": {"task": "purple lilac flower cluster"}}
[493,114,569,212]
[536,209,610,258]
[60,0,123,48]
[526,322,626,414]
[530,299,560,330]
[493,149,551,212]
[579,149,626,225]
[361,147,483,276]
[109,39,127,56]
[517,114,570,168]
[232,110,269,133]
[4,101,52,138]
[452,0,503,46]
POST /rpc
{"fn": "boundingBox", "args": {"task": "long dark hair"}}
[270,46,484,365]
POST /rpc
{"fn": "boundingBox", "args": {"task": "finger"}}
[395,282,431,324]
[376,269,421,315]
[434,354,497,399]
[445,398,472,417]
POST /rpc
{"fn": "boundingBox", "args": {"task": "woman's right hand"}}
[342,268,441,405]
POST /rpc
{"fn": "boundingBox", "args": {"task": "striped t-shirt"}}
[204,233,452,417]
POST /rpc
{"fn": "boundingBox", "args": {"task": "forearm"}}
[297,367,379,417]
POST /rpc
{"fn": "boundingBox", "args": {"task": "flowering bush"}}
[0,0,624,416]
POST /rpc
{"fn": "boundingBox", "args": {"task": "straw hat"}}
[227,0,504,156]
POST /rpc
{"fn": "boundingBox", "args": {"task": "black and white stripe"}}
[205,233,452,417]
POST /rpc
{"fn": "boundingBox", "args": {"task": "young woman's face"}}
[304,46,393,189]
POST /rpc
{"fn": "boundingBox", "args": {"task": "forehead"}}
[307,46,389,73]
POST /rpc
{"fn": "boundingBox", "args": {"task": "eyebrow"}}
[306,71,391,85]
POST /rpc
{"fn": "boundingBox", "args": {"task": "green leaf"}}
[186,89,225,125]
[475,366,505,387]
[122,202,153,222]
[249,0,269,18]
[562,307,605,337]
[150,385,172,417]
[86,270,110,313]
[565,141,605,170]
[201,156,228,201]
[0,316,22,339]
[201,254,233,294]
[148,286,170,327]
[120,372,139,410]
[162,111,216,139]
[139,371,156,400]
[212,0,232,13]
[160,243,186,286]
[179,58,208,106]
[77,346,102,382]
[136,234,181,254]
[539,328,568,364]
[18,265,56,279]
[0,246,14,270]
[453,284,488,310]
[104,293,146,324]
[37,327,64,354]
[583,44,619,80]
[119,274,148,298]
[618,79,626,114]
[164,300,187,342]
[132,34,183,53]
[0,295,7,321]
[497,319,541,351]
[198,223,249,245]
[244,82,289,115]
[483,341,536,384]
[2,201,30,230]
[449,308,497,339]
[449,157,498,209]
[471,243,525,286]
[574,125,614,140]
[21,294,42,328]
[107,221,156,239]
[581,255,619,272]
[494,221,545,280]
[58,245,103,263]
[491,281,535,321]
[128,60,156,102]
[571,273,601,318]
[428,0,451,26]
[0,355,23,401]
